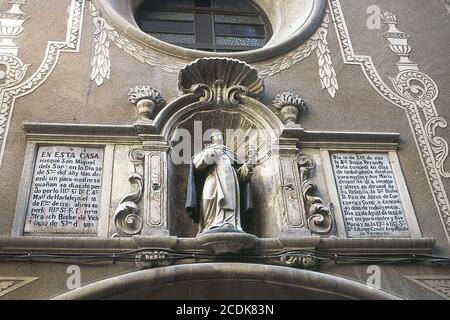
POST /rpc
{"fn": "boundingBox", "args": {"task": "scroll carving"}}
[297,154,333,235]
[113,147,145,237]
[178,57,264,107]
[190,80,249,107]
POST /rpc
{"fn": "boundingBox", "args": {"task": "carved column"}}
[272,138,310,236]
[114,87,169,237]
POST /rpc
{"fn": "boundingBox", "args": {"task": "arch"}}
[53,263,401,300]
[157,95,284,237]
[154,94,284,142]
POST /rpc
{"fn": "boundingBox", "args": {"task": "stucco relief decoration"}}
[280,252,318,269]
[0,0,30,88]
[89,2,186,87]
[0,0,30,147]
[381,12,450,180]
[135,251,172,270]
[329,0,450,243]
[405,276,450,300]
[0,277,39,297]
[256,10,339,98]
[88,2,338,98]
[0,0,85,167]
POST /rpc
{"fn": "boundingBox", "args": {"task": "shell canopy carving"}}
[178,57,264,99]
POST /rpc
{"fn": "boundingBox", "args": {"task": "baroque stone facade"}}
[0,0,449,300]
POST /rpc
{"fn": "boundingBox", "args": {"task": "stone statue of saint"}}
[185,130,254,235]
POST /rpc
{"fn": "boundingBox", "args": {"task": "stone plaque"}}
[24,146,104,234]
[330,152,410,237]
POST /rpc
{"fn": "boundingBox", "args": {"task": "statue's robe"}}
[185,144,253,234]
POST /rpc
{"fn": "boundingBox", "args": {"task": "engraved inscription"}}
[330,152,410,237]
[24,146,104,234]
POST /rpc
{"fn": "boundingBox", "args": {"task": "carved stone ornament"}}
[280,252,318,269]
[297,154,333,235]
[113,147,145,237]
[178,57,264,107]
[272,91,306,126]
[128,85,166,122]
[135,251,172,270]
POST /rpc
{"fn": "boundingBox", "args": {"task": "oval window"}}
[135,0,272,52]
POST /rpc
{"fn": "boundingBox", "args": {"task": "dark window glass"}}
[196,0,212,7]
[140,20,195,34]
[135,0,272,52]
[215,24,265,37]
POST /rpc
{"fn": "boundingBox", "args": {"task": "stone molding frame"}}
[320,148,422,239]
[159,58,308,236]
[51,263,402,300]
[12,141,115,237]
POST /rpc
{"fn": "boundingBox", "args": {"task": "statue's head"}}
[209,129,224,145]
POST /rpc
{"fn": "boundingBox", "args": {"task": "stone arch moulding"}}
[91,0,327,63]
[156,94,283,144]
[151,57,284,142]
[157,100,284,238]
[52,263,401,300]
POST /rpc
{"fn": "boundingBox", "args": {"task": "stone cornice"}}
[0,236,435,255]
